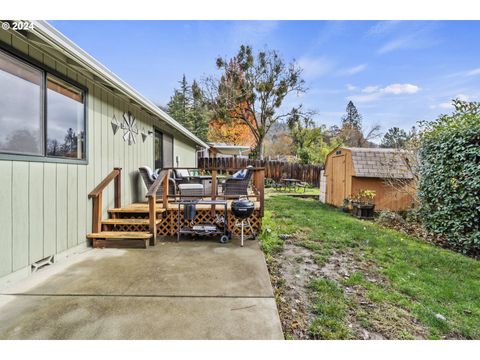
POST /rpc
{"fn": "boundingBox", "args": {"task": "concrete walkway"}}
[0,238,283,340]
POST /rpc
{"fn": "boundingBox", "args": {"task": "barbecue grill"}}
[231,198,256,247]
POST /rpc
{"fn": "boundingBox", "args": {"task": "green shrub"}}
[418,100,480,255]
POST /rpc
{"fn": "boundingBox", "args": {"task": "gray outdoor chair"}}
[139,166,176,197]
[222,166,254,197]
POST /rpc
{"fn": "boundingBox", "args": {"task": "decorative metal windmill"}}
[121,112,138,145]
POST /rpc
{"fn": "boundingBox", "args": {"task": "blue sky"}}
[50,20,480,136]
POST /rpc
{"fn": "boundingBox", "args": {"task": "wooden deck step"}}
[101,219,163,225]
[108,207,167,214]
[87,231,153,249]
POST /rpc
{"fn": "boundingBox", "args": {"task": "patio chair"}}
[139,166,176,197]
[172,168,196,185]
[222,166,253,197]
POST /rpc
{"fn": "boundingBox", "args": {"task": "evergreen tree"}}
[341,101,362,130]
[167,74,192,130]
[166,75,209,141]
[381,127,409,148]
[190,80,209,141]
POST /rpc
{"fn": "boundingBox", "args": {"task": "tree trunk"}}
[255,137,265,160]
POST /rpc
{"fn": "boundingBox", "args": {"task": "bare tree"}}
[204,45,306,159]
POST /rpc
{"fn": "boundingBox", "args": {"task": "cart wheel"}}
[220,235,229,244]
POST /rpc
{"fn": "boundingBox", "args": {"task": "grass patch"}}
[261,195,480,339]
[308,279,353,339]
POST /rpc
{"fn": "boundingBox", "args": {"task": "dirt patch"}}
[320,251,427,340]
[266,235,428,340]
[266,236,321,339]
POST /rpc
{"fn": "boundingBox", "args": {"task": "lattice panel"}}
[108,209,262,238]
[156,209,261,237]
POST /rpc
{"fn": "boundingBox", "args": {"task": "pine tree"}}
[191,80,209,141]
[381,126,411,148]
[167,74,192,130]
[166,76,209,141]
[341,101,362,130]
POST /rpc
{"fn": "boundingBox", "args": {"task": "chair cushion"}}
[175,169,190,178]
[232,169,247,179]
[178,184,204,190]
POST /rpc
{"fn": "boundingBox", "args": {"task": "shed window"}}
[0,48,86,162]
[0,50,43,155]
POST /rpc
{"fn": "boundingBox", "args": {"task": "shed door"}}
[330,155,346,206]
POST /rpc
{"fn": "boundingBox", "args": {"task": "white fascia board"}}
[31,20,209,149]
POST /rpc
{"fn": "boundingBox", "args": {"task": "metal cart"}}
[177,199,230,243]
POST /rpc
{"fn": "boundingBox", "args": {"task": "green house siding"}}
[174,138,197,167]
[0,31,199,279]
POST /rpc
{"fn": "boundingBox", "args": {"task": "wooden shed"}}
[324,147,415,211]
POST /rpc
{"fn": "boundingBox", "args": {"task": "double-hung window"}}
[0,48,86,162]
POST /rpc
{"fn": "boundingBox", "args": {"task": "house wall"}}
[0,30,198,280]
[174,138,197,167]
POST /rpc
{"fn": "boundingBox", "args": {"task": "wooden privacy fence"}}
[198,157,324,187]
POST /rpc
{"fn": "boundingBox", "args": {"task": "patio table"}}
[282,178,302,192]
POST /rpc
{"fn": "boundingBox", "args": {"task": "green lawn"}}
[260,195,480,339]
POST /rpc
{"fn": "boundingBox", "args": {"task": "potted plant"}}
[351,189,376,219]
[340,198,350,213]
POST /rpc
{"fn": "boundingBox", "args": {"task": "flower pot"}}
[352,203,375,219]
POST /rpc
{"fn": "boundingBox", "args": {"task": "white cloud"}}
[230,21,278,45]
[346,84,357,91]
[348,93,383,103]
[466,68,480,76]
[378,37,412,54]
[338,64,367,76]
[367,21,401,37]
[362,85,380,93]
[383,83,420,94]
[376,23,439,55]
[348,83,420,103]
[297,56,332,79]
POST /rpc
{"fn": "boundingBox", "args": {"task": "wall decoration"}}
[121,112,138,145]
[141,128,148,143]
[111,115,120,135]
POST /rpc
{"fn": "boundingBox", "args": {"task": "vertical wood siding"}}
[0,32,197,278]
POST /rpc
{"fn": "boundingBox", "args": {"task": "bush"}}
[376,209,405,227]
[418,100,480,255]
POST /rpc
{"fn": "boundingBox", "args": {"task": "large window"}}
[47,76,85,159]
[0,48,86,162]
[0,50,43,155]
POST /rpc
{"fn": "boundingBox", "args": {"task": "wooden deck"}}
[112,200,262,212]
[87,167,264,249]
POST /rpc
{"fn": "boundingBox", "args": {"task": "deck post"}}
[211,169,217,217]
[163,169,170,209]
[92,192,102,233]
[149,194,157,246]
[254,168,265,217]
[114,167,122,208]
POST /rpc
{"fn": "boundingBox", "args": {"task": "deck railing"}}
[88,167,122,233]
[145,166,265,216]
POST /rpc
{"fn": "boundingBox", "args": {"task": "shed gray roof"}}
[346,147,414,179]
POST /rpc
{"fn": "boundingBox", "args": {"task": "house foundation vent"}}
[31,255,54,273]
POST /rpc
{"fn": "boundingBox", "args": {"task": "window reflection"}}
[46,75,85,159]
[0,50,43,155]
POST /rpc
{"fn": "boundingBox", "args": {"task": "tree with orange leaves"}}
[208,117,256,146]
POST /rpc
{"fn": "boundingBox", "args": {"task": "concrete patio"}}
[0,238,283,340]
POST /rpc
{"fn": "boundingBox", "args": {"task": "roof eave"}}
[31,20,209,149]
